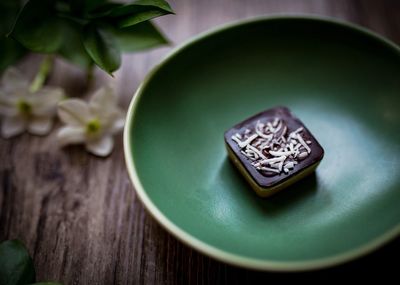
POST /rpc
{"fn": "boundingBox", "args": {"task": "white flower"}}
[0,67,64,138]
[57,85,125,157]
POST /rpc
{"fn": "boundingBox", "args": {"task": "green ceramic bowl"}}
[124,16,400,271]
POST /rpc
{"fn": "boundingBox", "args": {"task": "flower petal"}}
[89,85,117,115]
[88,85,126,132]
[57,126,86,146]
[110,115,125,134]
[1,67,30,93]
[31,87,65,116]
[86,135,114,157]
[28,116,53,135]
[58,99,91,126]
[0,92,18,116]
[1,116,26,138]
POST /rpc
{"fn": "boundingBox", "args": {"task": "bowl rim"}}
[123,15,400,271]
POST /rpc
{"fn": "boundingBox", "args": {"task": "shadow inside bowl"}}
[218,157,319,216]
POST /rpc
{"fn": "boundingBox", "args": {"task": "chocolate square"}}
[224,107,324,196]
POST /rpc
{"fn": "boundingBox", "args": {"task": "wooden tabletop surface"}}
[1,0,399,283]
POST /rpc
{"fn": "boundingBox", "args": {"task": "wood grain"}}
[1,0,400,283]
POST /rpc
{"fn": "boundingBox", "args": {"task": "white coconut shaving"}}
[231,117,312,175]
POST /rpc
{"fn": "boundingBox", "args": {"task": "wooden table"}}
[1,0,399,283]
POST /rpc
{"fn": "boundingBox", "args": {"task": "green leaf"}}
[0,0,26,71]
[110,21,169,52]
[83,24,121,74]
[87,3,123,18]
[70,0,107,15]
[58,20,93,68]
[69,0,85,15]
[0,240,36,285]
[84,0,108,12]
[10,0,64,53]
[108,0,174,28]
[0,0,21,36]
[0,37,27,72]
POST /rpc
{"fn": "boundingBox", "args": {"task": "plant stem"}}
[29,55,54,93]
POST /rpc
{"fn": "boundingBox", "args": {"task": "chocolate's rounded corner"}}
[319,145,325,160]
[276,105,291,113]
[223,129,231,143]
[253,187,275,198]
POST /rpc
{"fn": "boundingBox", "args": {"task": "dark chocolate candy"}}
[224,107,324,189]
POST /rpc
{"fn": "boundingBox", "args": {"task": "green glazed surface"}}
[124,17,400,270]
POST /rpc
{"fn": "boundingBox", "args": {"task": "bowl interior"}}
[127,18,400,266]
